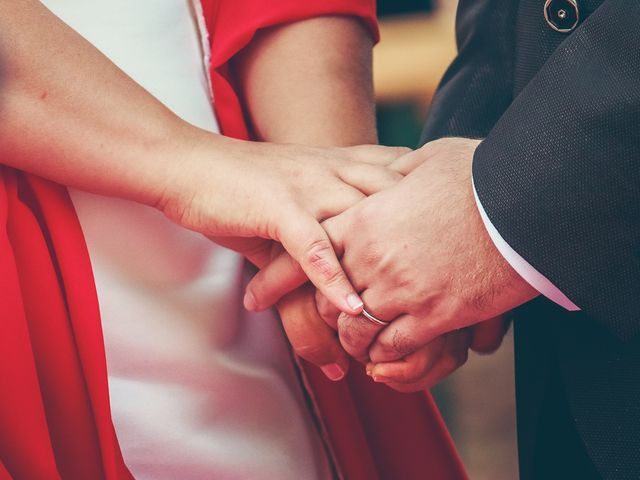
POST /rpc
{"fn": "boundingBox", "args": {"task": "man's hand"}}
[365,316,508,393]
[213,145,410,382]
[247,137,538,365]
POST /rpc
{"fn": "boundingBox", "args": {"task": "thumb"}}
[245,208,358,315]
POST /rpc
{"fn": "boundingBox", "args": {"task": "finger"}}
[336,290,398,362]
[277,285,349,381]
[371,334,471,393]
[368,304,485,363]
[470,315,507,354]
[366,338,444,383]
[337,311,384,363]
[263,208,363,316]
[244,251,308,311]
[315,289,340,330]
[368,313,442,363]
[388,148,431,175]
[337,162,402,196]
[245,210,349,312]
[368,330,471,385]
[312,185,365,222]
[346,144,412,166]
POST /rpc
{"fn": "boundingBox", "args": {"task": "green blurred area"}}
[377,103,426,149]
[376,1,434,149]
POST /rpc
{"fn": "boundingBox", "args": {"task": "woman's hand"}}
[158,134,407,315]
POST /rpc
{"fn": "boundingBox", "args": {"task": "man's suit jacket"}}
[421,1,640,478]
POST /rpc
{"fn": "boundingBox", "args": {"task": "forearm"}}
[232,16,377,146]
[0,0,225,206]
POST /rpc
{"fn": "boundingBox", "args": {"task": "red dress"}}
[0,2,466,478]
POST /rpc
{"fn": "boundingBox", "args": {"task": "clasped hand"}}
[245,138,538,390]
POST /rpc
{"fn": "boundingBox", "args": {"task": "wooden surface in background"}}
[373,4,457,103]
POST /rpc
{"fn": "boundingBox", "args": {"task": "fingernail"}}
[243,291,257,311]
[366,369,372,377]
[321,364,346,381]
[373,375,390,383]
[346,293,363,311]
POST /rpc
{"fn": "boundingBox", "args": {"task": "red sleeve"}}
[200,0,379,140]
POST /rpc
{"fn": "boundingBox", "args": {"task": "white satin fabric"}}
[40,1,330,478]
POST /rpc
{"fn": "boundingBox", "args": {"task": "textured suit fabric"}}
[421,0,640,478]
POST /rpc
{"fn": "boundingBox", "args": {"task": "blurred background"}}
[373,2,519,479]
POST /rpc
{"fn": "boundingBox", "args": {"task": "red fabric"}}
[302,361,467,480]
[0,168,132,479]
[0,2,466,478]
[202,1,467,479]
[202,0,379,140]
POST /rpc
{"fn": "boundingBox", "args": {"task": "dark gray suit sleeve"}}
[472,0,640,340]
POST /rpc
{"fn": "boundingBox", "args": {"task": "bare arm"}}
[0,2,402,315]
[0,0,198,205]
[233,16,378,146]
[232,16,382,378]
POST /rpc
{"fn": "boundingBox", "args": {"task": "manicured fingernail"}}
[243,291,257,311]
[373,375,390,383]
[346,293,363,311]
[366,369,372,377]
[321,364,346,381]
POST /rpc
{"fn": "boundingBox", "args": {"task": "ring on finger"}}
[362,307,391,327]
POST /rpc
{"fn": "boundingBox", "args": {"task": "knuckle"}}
[303,239,341,282]
[391,329,418,357]
[377,341,399,358]
[393,268,420,293]
[355,201,376,225]
[337,317,371,355]
[338,324,360,350]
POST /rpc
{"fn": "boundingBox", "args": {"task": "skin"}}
[0,1,509,388]
[0,1,404,323]
[247,138,539,390]
[228,16,409,380]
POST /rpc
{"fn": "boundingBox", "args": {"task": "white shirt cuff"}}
[472,179,580,311]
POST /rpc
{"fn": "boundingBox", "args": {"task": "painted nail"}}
[243,291,257,311]
[373,375,390,383]
[321,364,346,381]
[346,293,363,311]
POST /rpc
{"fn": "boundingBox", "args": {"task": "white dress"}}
[40,1,331,478]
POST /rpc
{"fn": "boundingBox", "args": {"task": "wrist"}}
[152,128,251,234]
